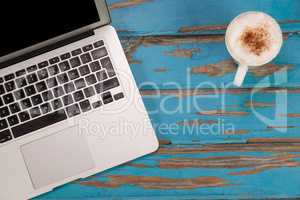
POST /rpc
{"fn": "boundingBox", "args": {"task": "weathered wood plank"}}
[36,139,300,199]
[120,33,300,89]
[108,0,300,36]
[139,86,300,143]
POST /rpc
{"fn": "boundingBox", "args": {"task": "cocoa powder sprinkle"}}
[240,26,271,56]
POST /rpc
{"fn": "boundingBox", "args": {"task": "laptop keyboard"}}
[0,40,124,144]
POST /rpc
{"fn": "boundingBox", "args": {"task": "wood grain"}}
[157,142,300,154]
[164,48,200,58]
[190,59,293,77]
[196,110,249,116]
[110,0,151,9]
[140,87,300,98]
[245,101,275,108]
[78,175,228,189]
[158,154,300,176]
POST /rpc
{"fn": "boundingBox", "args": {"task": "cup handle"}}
[233,64,248,87]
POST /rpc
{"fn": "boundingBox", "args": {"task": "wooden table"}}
[37,0,300,199]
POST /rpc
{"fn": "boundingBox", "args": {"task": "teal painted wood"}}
[109,0,300,36]
[36,142,300,199]
[121,33,300,88]
[35,0,300,199]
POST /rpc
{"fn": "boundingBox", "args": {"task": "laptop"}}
[0,1,158,199]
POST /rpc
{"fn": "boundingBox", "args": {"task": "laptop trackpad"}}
[21,127,95,189]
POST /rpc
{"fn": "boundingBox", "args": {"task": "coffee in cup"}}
[225,11,283,86]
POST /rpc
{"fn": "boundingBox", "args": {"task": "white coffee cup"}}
[225,11,283,87]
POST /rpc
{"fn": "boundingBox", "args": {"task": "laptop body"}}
[0,1,159,199]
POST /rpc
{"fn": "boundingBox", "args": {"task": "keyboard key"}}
[27,73,38,84]
[46,77,58,88]
[51,99,63,110]
[80,53,92,64]
[114,92,125,101]
[0,98,3,107]
[40,103,52,114]
[16,77,27,88]
[18,111,30,122]
[5,81,15,92]
[58,61,71,72]
[0,85,5,95]
[14,89,26,100]
[53,86,65,98]
[71,48,82,56]
[3,93,14,104]
[93,40,104,48]
[92,47,108,60]
[68,69,79,80]
[66,104,81,118]
[48,65,60,76]
[100,57,116,77]
[38,61,49,69]
[9,103,20,114]
[24,85,36,96]
[0,77,3,83]
[92,101,102,109]
[102,92,113,104]
[4,73,15,81]
[63,82,75,94]
[42,90,54,101]
[96,70,108,81]
[90,61,101,72]
[57,73,69,84]
[20,98,32,109]
[36,81,47,92]
[30,107,41,118]
[83,44,93,52]
[12,109,67,138]
[49,57,60,65]
[79,100,91,113]
[85,74,97,85]
[31,94,43,106]
[37,69,49,80]
[74,78,86,90]
[0,129,12,143]
[79,65,90,76]
[8,115,19,126]
[0,119,8,130]
[16,69,26,77]
[73,90,84,102]
[62,94,73,106]
[27,65,38,72]
[0,107,9,118]
[84,87,95,98]
[60,52,71,60]
[95,77,120,94]
[70,57,81,68]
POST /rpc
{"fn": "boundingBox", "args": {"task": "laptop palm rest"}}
[20,126,95,189]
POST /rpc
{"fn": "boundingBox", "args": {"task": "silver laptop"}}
[0,1,158,199]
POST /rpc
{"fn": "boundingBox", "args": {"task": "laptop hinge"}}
[0,30,94,69]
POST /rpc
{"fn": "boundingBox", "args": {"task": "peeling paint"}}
[110,0,151,9]
[78,175,228,189]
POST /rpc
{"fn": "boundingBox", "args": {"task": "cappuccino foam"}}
[226,12,282,66]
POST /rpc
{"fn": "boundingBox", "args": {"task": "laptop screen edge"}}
[0,0,111,66]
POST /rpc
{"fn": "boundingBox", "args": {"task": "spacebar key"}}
[12,109,67,138]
